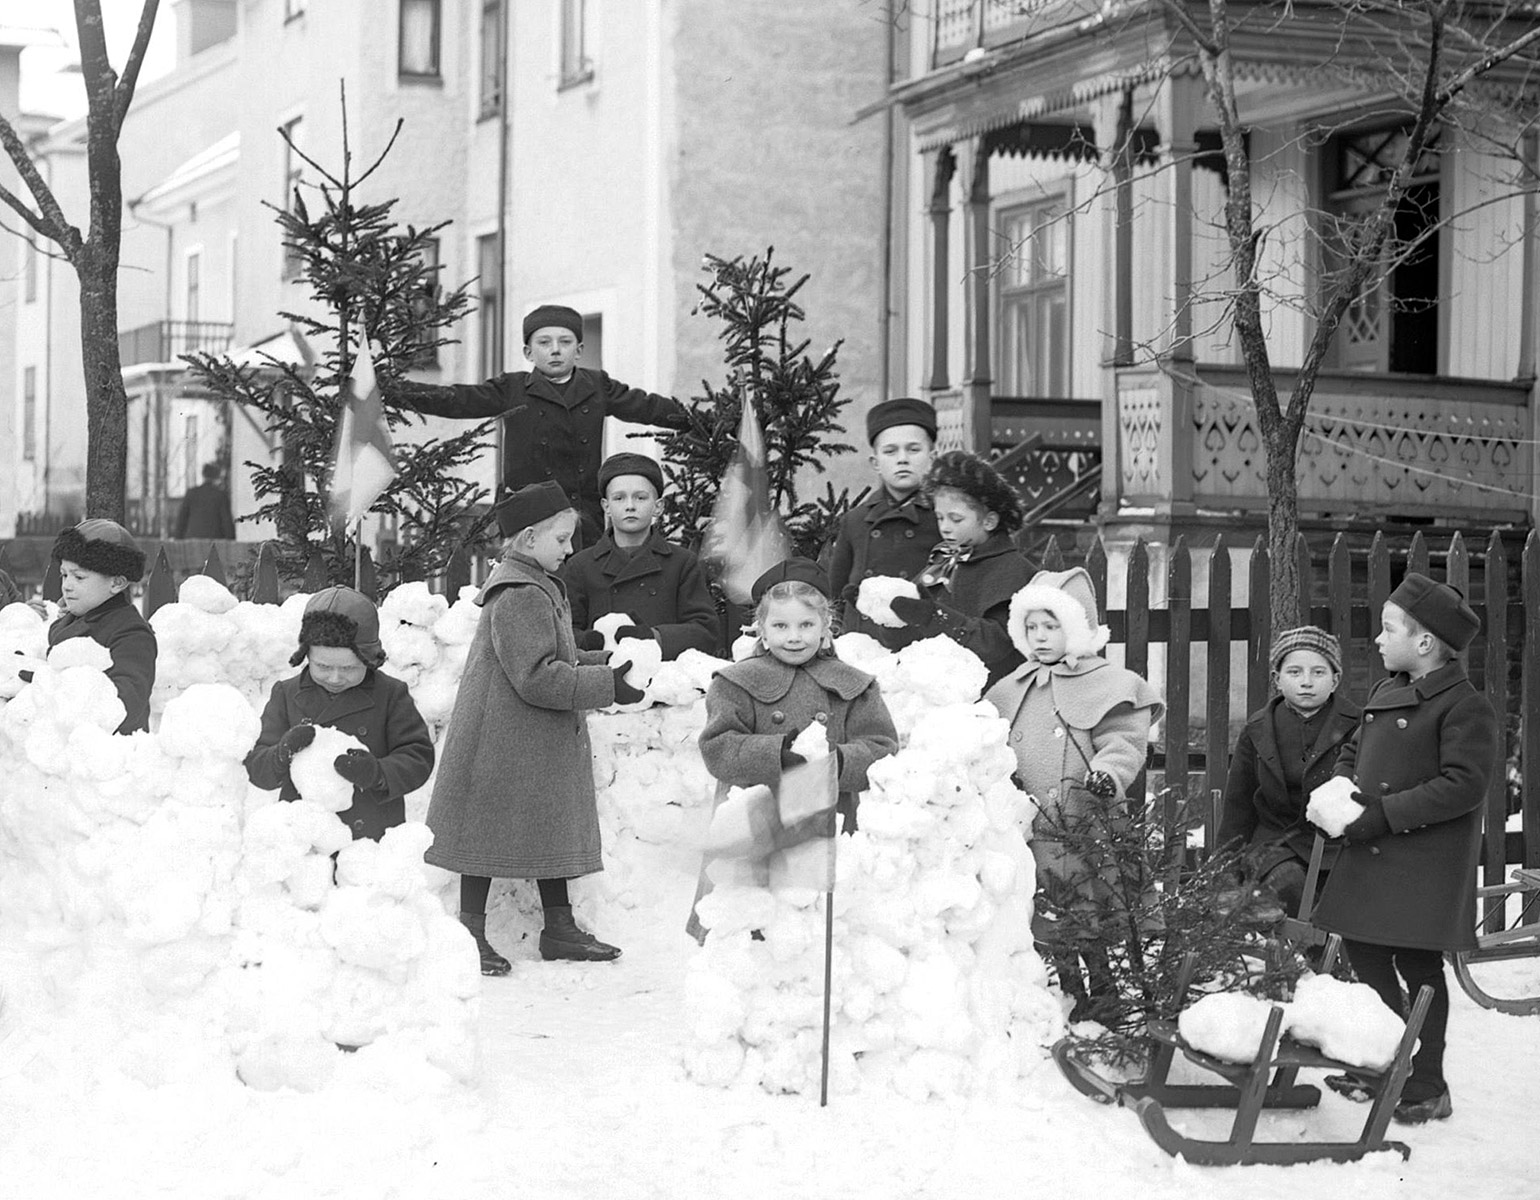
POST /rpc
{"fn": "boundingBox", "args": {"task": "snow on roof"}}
[133,131,239,216]
[225,328,319,371]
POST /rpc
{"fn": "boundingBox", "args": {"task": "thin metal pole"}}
[819,885,834,1107]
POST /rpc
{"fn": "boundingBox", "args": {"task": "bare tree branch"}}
[114,0,164,131]
[0,114,80,254]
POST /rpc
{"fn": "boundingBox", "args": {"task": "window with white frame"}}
[399,0,441,79]
[281,116,304,278]
[479,0,504,119]
[559,0,593,89]
[22,367,37,461]
[185,248,202,323]
[996,196,1069,398]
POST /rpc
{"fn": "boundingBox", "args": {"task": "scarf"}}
[917,541,973,591]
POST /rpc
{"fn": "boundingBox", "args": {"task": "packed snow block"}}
[1178,991,1281,1063]
[855,576,920,629]
[288,726,367,813]
[1286,973,1407,1070]
[1306,776,1364,838]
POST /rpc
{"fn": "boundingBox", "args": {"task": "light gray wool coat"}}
[424,555,616,879]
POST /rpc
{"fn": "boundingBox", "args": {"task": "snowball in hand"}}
[789,723,831,761]
[856,576,920,629]
[1306,776,1364,837]
[289,725,368,812]
[593,612,635,651]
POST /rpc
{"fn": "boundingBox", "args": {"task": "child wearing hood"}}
[985,567,1163,1023]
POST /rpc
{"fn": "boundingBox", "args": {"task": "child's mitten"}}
[333,748,384,790]
[1343,796,1390,844]
[611,662,645,705]
[615,623,654,642]
[889,595,939,630]
[1083,769,1118,799]
[575,629,606,652]
[277,722,317,767]
[780,732,807,770]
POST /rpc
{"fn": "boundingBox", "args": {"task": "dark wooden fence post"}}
[1482,530,1510,929]
[1040,534,1064,571]
[1367,532,1391,690]
[251,543,281,604]
[202,543,227,587]
[1164,537,1192,860]
[43,556,62,602]
[1524,531,1540,868]
[1408,529,1429,578]
[1125,539,1151,807]
[1246,537,1270,715]
[358,546,377,601]
[1294,532,1313,626]
[1204,534,1232,834]
[303,550,328,593]
[1327,533,1351,676]
[142,547,177,618]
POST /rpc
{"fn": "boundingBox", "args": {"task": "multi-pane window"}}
[399,0,441,78]
[477,234,502,378]
[559,0,593,89]
[997,197,1069,398]
[22,367,37,462]
[185,249,202,322]
[281,116,304,278]
[479,0,504,118]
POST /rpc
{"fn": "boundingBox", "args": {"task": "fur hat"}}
[290,585,385,669]
[522,304,584,344]
[1388,571,1480,652]
[866,397,937,444]
[924,451,1025,534]
[51,520,146,583]
[1270,625,1342,676]
[598,452,664,497]
[495,481,573,537]
[1007,567,1110,667]
[751,558,830,605]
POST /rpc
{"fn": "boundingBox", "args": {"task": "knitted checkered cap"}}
[1388,571,1480,651]
[1270,625,1342,676]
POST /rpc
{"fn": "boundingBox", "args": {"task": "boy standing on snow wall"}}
[390,304,688,548]
[1311,572,1498,1126]
[245,587,435,843]
[47,520,157,734]
[822,398,941,646]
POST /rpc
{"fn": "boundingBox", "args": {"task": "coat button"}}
[1396,718,1408,728]
[1011,731,1022,743]
[905,530,915,538]
[1365,713,1375,722]
[1047,787,1059,799]
[1053,727,1064,738]
[358,726,367,736]
[1380,782,1390,792]
[772,711,785,724]
[871,530,882,538]
[815,712,828,723]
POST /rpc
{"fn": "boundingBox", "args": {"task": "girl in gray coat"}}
[425,482,644,974]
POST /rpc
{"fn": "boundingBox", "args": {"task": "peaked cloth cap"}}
[292,585,385,668]
[1006,566,1110,667]
[1270,625,1342,675]
[495,481,573,537]
[866,397,938,444]
[51,519,146,582]
[598,452,665,496]
[522,304,584,343]
[1388,571,1480,651]
[751,558,830,605]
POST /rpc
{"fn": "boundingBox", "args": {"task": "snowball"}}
[177,574,239,615]
[1178,991,1280,1063]
[856,576,920,628]
[159,684,262,760]
[1306,776,1364,838]
[789,723,831,762]
[593,612,634,651]
[607,636,663,712]
[48,638,114,672]
[288,726,367,812]
[1286,973,1407,1070]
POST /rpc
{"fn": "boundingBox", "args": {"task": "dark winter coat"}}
[245,668,435,842]
[394,369,686,544]
[823,488,940,644]
[48,591,157,734]
[561,531,721,659]
[895,531,1036,685]
[1313,661,1499,952]
[424,555,616,879]
[173,483,236,540]
[1218,692,1361,872]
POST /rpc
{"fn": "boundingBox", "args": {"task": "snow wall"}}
[0,578,1062,1101]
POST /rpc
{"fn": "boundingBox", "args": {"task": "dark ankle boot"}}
[539,905,621,962]
[460,912,511,976]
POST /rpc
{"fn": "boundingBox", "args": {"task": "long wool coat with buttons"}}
[897,531,1036,684]
[424,556,616,879]
[48,590,157,734]
[561,531,721,658]
[823,489,940,643]
[394,368,686,544]
[245,668,435,841]
[1313,660,1498,952]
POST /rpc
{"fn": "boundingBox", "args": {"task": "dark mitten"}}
[615,624,654,642]
[575,629,606,652]
[276,722,317,766]
[1343,796,1391,844]
[334,748,384,790]
[888,595,939,629]
[1083,769,1118,799]
[780,732,807,770]
[611,662,645,705]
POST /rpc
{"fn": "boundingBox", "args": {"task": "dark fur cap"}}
[924,451,1025,534]
[52,520,146,582]
[290,586,386,668]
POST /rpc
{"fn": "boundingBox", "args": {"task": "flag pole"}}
[819,878,834,1107]
[354,516,363,590]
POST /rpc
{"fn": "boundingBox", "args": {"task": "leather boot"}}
[460,912,511,976]
[539,905,621,962]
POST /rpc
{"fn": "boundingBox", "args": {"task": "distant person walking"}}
[175,463,237,540]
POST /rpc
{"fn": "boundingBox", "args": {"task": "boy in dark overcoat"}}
[886,451,1037,686]
[1219,626,1361,916]
[245,587,434,842]
[561,452,721,658]
[391,304,687,545]
[48,520,157,734]
[424,482,644,974]
[823,398,941,644]
[1311,573,1498,1125]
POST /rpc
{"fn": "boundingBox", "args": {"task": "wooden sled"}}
[1052,837,1432,1165]
[1450,867,1540,1016]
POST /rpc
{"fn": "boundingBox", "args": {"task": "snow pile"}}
[855,575,919,629]
[1306,776,1364,838]
[0,601,50,700]
[1178,992,1280,1063]
[379,582,481,733]
[683,635,1058,1099]
[150,577,305,713]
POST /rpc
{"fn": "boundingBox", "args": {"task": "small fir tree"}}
[187,97,496,595]
[655,250,860,561]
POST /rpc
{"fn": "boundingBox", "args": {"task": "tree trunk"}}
[77,243,128,522]
[1262,424,1302,623]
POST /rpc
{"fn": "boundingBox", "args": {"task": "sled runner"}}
[1450,867,1540,1016]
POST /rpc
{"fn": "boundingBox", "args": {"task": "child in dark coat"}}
[1218,626,1361,916]
[561,452,721,658]
[1311,573,1498,1124]
[887,450,1036,685]
[391,304,687,545]
[425,482,644,974]
[823,398,940,645]
[246,586,435,843]
[47,520,157,734]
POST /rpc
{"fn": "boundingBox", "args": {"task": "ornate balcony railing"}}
[118,320,235,368]
[931,0,1099,69]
